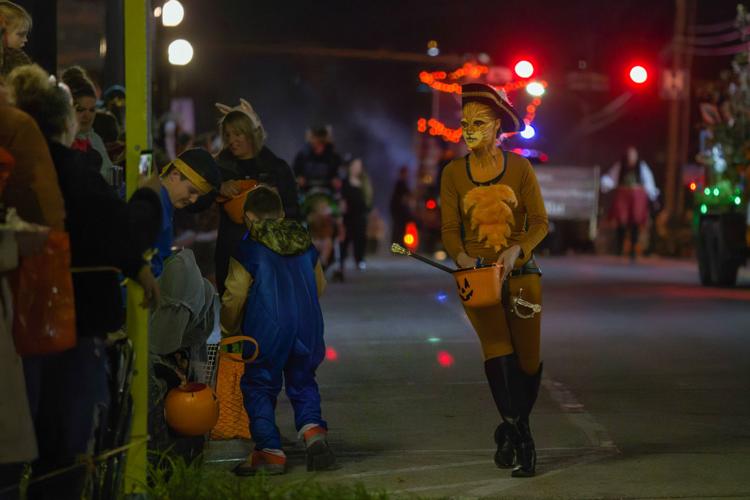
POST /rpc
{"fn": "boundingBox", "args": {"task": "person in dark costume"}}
[293,125,342,195]
[339,157,372,273]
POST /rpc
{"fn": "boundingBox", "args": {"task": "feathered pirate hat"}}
[461,83,524,134]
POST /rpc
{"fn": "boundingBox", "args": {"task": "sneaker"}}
[233,450,286,476]
[303,426,337,471]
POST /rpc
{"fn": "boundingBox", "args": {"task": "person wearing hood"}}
[220,186,334,476]
[195,98,299,295]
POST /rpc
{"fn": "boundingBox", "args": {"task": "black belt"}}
[509,256,542,277]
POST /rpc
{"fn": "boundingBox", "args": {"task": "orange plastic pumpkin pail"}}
[218,180,258,224]
[452,264,503,308]
[164,382,220,436]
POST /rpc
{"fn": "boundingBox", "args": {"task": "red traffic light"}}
[425,198,437,210]
[629,65,648,84]
[514,60,534,79]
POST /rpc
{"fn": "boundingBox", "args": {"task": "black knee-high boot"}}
[511,362,543,478]
[484,355,523,468]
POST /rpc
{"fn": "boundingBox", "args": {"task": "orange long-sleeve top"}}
[440,150,548,265]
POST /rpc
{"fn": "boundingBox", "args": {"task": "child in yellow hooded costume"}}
[440,83,548,477]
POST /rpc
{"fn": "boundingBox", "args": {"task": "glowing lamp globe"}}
[525,82,545,97]
[162,0,184,27]
[168,39,193,66]
[520,124,536,139]
[164,383,219,436]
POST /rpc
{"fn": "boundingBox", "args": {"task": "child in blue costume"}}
[221,186,335,475]
[152,148,221,277]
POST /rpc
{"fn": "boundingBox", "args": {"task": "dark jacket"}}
[342,178,369,223]
[49,141,161,337]
[191,146,300,295]
[292,143,342,193]
[390,179,412,220]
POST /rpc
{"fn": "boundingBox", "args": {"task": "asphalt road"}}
[206,255,750,499]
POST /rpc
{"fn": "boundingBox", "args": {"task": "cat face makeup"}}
[461,102,501,151]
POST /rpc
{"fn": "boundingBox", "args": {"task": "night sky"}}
[32,1,750,209]
[154,0,738,208]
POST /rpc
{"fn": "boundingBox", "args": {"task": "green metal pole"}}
[123,0,151,494]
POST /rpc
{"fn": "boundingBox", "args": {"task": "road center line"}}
[543,375,619,451]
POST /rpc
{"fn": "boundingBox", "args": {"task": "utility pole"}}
[675,0,697,218]
[664,0,688,217]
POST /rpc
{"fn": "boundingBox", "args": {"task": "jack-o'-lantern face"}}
[457,277,474,302]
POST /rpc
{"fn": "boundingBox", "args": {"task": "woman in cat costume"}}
[440,83,548,477]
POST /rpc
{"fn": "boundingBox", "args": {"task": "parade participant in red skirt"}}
[601,146,660,258]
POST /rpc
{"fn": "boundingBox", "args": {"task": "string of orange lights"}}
[417,62,546,141]
[417,118,463,143]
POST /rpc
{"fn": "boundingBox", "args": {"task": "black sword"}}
[391,243,456,274]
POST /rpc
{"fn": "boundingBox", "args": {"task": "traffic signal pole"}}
[665,0,696,218]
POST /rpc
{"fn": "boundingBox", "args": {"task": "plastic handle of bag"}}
[219,335,260,364]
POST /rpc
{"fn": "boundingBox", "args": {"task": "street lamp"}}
[162,0,184,27]
[520,124,536,139]
[168,39,193,65]
[526,81,545,97]
[427,40,439,57]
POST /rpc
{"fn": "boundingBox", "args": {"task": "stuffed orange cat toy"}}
[463,185,518,251]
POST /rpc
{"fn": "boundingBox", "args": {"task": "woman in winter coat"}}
[8,64,161,497]
[192,99,300,295]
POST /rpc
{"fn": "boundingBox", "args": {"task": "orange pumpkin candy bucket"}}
[391,243,503,308]
[217,179,258,224]
[452,263,503,308]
